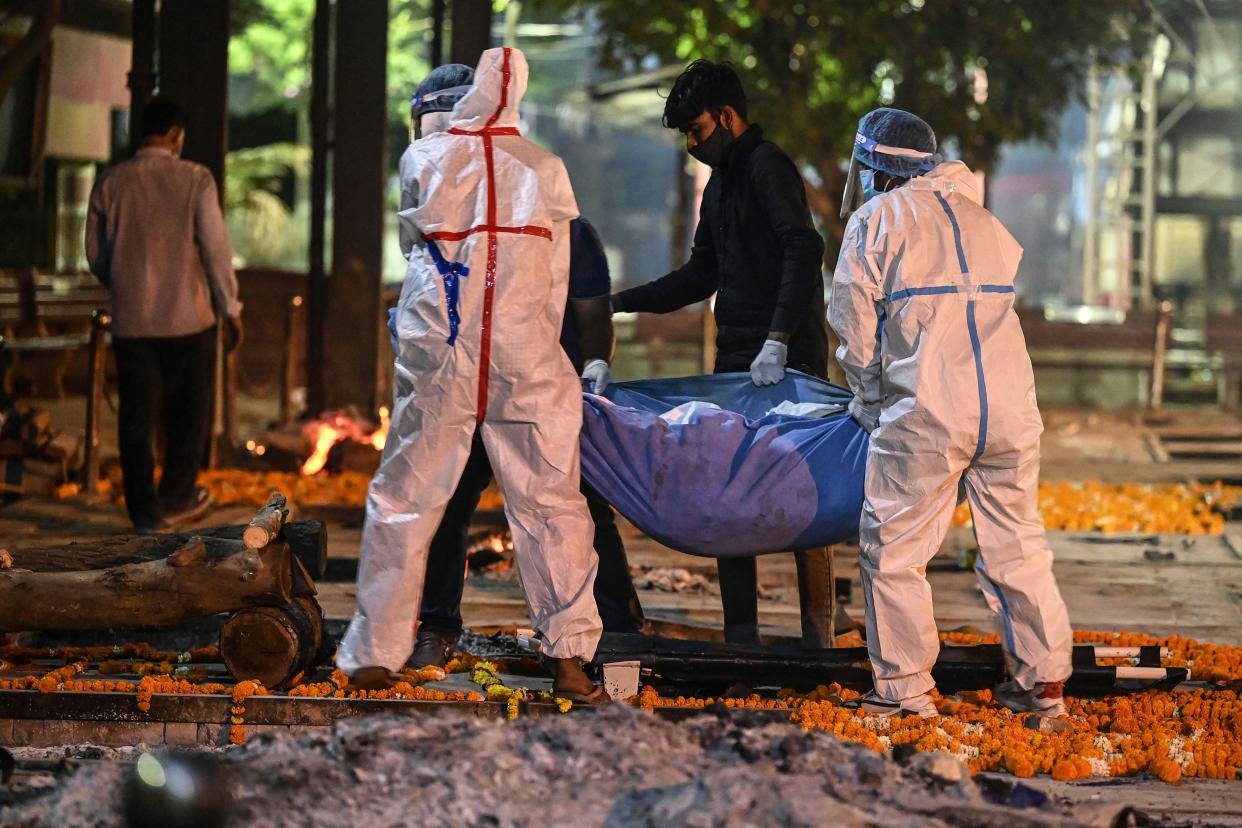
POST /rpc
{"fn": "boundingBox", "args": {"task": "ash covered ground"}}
[0,706,1143,828]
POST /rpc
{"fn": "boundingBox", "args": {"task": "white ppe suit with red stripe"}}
[829,161,1073,702]
[337,47,602,672]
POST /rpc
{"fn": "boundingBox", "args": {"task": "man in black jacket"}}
[612,60,827,380]
[610,60,829,643]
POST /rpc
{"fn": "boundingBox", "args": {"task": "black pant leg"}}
[418,435,494,637]
[584,481,644,633]
[709,350,763,643]
[112,337,163,527]
[716,556,760,643]
[157,326,216,507]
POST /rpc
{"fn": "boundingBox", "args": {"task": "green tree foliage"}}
[531,0,1155,250]
[224,143,311,267]
[226,0,432,266]
[228,0,315,113]
[230,0,430,122]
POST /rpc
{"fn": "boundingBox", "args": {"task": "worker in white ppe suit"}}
[830,107,1073,719]
[339,48,607,701]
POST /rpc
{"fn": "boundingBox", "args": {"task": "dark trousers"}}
[112,326,215,527]
[420,435,645,637]
[713,348,829,643]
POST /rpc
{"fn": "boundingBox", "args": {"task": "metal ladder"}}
[1081,53,1157,311]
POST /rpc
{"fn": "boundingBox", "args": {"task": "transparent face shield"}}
[839,154,862,219]
[416,111,452,139]
[409,83,473,141]
[841,131,941,218]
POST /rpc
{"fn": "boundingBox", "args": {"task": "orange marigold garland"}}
[630,641,1242,785]
[4,632,1242,776]
[229,679,268,745]
[951,480,1241,535]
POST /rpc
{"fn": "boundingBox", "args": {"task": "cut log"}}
[0,540,293,632]
[290,595,325,667]
[6,520,327,576]
[243,493,289,550]
[220,597,323,689]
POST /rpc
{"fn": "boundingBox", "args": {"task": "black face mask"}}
[687,114,734,168]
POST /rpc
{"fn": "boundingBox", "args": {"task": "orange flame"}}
[301,423,345,476]
[367,406,391,451]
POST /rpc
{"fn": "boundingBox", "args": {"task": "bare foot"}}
[549,657,611,704]
[350,666,397,691]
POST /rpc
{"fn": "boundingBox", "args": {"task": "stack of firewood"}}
[0,401,82,499]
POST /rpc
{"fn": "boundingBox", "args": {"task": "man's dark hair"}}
[140,97,187,138]
[662,60,748,131]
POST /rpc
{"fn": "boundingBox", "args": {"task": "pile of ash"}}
[1,706,1135,827]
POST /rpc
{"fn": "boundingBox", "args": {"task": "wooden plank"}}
[1162,440,1242,457]
[1,335,89,352]
[0,691,511,726]
[1017,308,1166,352]
[1206,313,1242,353]
[1149,425,1242,440]
[0,690,772,732]
[1028,352,1155,369]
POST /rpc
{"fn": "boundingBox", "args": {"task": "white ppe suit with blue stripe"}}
[829,160,1073,702]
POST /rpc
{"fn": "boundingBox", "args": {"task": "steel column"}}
[305,0,333,416]
[157,0,229,194]
[450,0,492,67]
[327,0,388,410]
[126,0,156,155]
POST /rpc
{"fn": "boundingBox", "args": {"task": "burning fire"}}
[300,407,391,476]
[369,406,390,451]
[300,422,344,476]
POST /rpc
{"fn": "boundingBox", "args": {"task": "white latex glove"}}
[581,358,611,394]
[386,307,399,354]
[749,339,787,386]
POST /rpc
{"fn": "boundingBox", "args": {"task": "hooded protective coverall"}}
[829,158,1073,702]
[338,47,602,673]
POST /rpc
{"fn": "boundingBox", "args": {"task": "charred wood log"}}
[0,539,293,632]
[6,520,327,579]
[219,596,324,689]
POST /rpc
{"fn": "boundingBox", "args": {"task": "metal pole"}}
[306,0,332,416]
[431,0,445,66]
[280,295,304,425]
[1082,63,1100,307]
[83,310,110,494]
[450,0,492,67]
[1137,47,1158,312]
[127,0,156,155]
[328,0,387,411]
[158,0,230,194]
